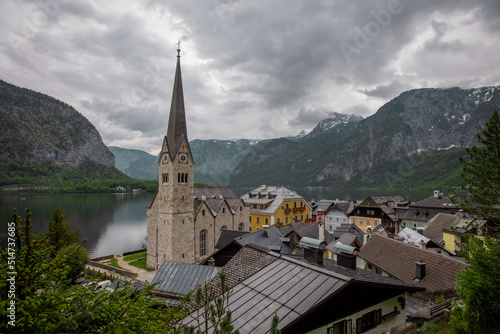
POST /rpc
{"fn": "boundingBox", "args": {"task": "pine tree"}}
[458,109,500,224]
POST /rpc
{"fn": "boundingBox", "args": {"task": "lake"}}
[0,187,450,257]
[0,192,151,258]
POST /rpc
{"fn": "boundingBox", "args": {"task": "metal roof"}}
[151,261,221,298]
[183,244,423,333]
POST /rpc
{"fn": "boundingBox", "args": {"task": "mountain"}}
[108,146,158,180]
[111,139,262,185]
[0,79,114,168]
[111,85,499,191]
[229,86,500,189]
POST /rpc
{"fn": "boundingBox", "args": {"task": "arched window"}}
[178,173,181,183]
[238,223,244,231]
[185,173,188,182]
[166,173,169,183]
[200,230,207,257]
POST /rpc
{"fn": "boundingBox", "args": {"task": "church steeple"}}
[166,44,189,159]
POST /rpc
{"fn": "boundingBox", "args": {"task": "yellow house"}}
[241,185,312,231]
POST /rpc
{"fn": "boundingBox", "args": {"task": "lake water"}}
[0,188,449,257]
[0,192,151,258]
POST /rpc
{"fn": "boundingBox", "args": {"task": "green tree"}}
[449,235,500,333]
[45,207,79,254]
[448,109,500,334]
[457,109,500,223]
[0,208,187,333]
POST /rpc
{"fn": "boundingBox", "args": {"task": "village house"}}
[400,190,461,232]
[241,185,312,231]
[349,196,406,235]
[324,201,354,234]
[183,243,424,333]
[357,235,468,301]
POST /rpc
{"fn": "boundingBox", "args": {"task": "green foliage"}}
[57,243,90,284]
[0,208,192,333]
[186,270,240,334]
[45,208,79,254]
[270,313,281,334]
[457,109,500,222]
[0,158,158,193]
[449,235,500,333]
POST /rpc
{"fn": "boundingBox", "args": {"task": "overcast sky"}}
[1,0,499,154]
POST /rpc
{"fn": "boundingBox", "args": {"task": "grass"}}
[123,251,146,262]
[109,258,124,269]
[128,258,153,271]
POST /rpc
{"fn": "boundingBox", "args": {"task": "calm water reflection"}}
[0,193,152,258]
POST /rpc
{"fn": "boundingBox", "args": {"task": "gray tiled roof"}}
[423,213,461,243]
[183,244,422,333]
[215,229,250,250]
[358,235,467,293]
[151,261,221,298]
[326,233,359,253]
[234,225,294,254]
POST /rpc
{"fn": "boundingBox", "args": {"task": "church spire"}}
[166,42,188,159]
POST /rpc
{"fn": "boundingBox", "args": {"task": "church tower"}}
[147,46,195,269]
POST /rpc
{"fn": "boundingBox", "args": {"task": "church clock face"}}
[162,154,169,164]
[179,153,188,163]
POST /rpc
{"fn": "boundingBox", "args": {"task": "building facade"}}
[241,185,312,231]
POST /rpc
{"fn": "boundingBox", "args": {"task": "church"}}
[146,47,249,269]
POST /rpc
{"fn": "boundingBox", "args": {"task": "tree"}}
[0,208,186,333]
[457,109,500,223]
[45,207,79,254]
[448,109,500,333]
[449,235,500,333]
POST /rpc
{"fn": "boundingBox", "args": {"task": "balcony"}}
[284,208,292,214]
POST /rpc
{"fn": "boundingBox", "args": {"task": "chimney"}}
[367,226,372,242]
[300,237,327,265]
[434,190,440,198]
[449,191,455,198]
[334,242,358,269]
[419,239,427,250]
[416,260,426,280]
[263,225,270,237]
[319,222,325,242]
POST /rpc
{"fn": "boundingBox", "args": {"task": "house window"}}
[222,208,225,213]
[199,230,207,257]
[249,216,252,222]
[265,217,269,224]
[352,219,356,224]
[277,218,280,224]
[359,220,363,226]
[285,217,288,224]
[257,217,260,224]
[356,309,381,333]
[328,319,352,334]
[202,210,205,216]
[238,223,244,231]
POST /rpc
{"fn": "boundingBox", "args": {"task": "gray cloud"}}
[0,0,499,153]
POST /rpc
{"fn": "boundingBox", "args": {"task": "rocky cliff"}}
[0,79,114,168]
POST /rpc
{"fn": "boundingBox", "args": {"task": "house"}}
[241,185,312,230]
[357,235,468,300]
[400,190,461,232]
[309,199,335,223]
[397,227,452,256]
[200,224,295,267]
[183,243,424,333]
[326,232,363,262]
[349,196,406,235]
[324,201,353,235]
[150,261,221,306]
[332,222,365,245]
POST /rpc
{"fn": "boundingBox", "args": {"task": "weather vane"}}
[177,40,181,56]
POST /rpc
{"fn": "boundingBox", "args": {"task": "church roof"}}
[166,55,189,159]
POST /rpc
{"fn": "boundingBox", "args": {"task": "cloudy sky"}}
[1,0,499,154]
